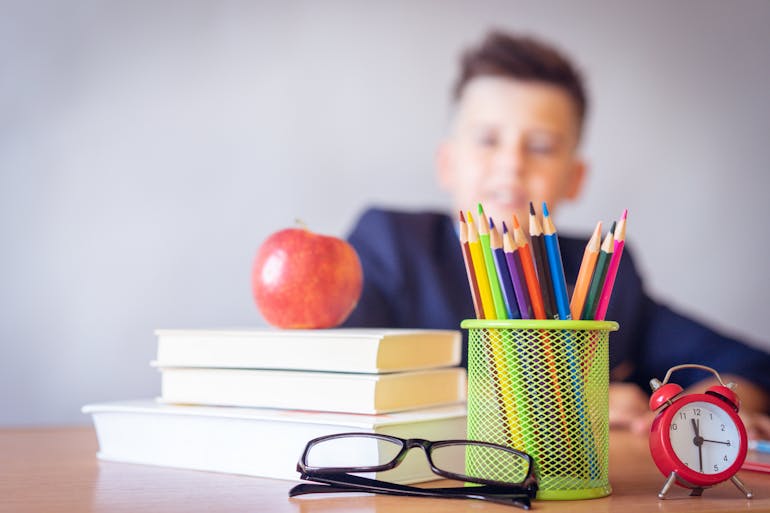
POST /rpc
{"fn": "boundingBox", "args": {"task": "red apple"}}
[252,227,363,329]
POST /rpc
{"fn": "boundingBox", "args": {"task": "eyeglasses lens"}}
[431,442,530,485]
[306,435,402,469]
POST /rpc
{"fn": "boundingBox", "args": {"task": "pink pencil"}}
[594,209,627,320]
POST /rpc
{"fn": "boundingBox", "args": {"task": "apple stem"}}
[295,218,309,231]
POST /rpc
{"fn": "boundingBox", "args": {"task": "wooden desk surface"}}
[1,426,769,513]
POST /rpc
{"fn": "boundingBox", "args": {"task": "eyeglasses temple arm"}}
[291,473,533,508]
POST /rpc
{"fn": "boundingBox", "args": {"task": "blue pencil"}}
[541,202,572,320]
[489,218,520,319]
[541,202,598,478]
[750,440,770,454]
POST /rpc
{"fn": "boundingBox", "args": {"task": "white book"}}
[154,328,461,373]
[83,400,467,483]
[156,366,467,414]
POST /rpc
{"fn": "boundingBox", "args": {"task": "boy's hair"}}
[453,30,588,132]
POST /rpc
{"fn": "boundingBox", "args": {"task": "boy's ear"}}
[435,141,455,190]
[565,158,587,200]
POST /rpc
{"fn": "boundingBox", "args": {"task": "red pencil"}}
[511,214,546,320]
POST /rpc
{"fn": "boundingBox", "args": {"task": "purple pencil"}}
[503,222,532,319]
[489,218,521,319]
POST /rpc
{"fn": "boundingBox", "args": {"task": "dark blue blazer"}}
[343,208,770,394]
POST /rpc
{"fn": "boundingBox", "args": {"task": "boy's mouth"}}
[484,189,527,215]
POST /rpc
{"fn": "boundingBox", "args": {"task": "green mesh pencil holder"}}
[461,319,619,500]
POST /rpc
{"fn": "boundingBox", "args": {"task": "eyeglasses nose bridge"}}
[403,438,432,455]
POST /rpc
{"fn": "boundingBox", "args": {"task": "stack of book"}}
[83,328,467,483]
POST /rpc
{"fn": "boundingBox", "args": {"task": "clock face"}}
[667,400,741,475]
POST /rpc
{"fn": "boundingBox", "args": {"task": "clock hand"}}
[691,418,703,472]
[702,439,731,445]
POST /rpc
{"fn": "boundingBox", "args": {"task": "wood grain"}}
[1,426,768,513]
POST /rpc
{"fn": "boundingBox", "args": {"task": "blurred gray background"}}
[2,0,769,426]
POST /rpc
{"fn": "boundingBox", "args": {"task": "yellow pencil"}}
[468,210,523,448]
[466,211,496,320]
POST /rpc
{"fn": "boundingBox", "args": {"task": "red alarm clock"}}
[648,364,752,499]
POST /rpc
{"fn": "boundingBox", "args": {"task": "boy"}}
[343,31,770,437]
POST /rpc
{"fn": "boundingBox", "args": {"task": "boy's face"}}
[437,76,586,227]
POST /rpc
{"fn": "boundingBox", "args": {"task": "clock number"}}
[713,464,719,472]
[709,413,713,420]
[723,455,728,461]
[692,408,701,416]
[678,412,686,420]
[727,440,731,446]
[671,423,678,431]
[721,424,726,432]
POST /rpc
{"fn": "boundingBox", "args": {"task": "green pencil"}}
[477,204,508,319]
[582,222,615,320]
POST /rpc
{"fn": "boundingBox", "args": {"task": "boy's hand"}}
[742,411,770,440]
[609,382,654,434]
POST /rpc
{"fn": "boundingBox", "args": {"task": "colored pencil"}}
[502,222,532,319]
[477,204,508,320]
[513,214,570,450]
[473,211,523,448]
[495,219,538,458]
[541,202,571,320]
[529,202,558,319]
[490,218,520,319]
[511,214,546,320]
[542,204,599,476]
[466,211,497,320]
[749,440,770,454]
[570,221,603,321]
[459,211,484,319]
[594,210,627,321]
[479,330,518,449]
[582,222,615,320]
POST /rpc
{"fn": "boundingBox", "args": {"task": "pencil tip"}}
[621,208,628,220]
[542,202,550,217]
[489,217,495,229]
[459,210,465,222]
[502,221,508,233]
[610,221,617,233]
[467,210,474,223]
[512,214,520,229]
[529,202,535,215]
[477,203,484,215]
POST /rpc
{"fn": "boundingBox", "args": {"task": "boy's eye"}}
[474,130,499,147]
[526,134,559,155]
[527,142,555,155]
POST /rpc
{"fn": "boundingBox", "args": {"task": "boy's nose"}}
[492,145,526,178]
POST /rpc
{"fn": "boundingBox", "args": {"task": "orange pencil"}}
[511,214,546,320]
[459,211,484,319]
[570,221,602,320]
[513,218,569,452]
[466,211,497,320]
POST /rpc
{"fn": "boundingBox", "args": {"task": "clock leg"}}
[658,472,678,499]
[730,475,753,499]
[689,487,704,497]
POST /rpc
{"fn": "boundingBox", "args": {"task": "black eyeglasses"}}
[288,432,538,509]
